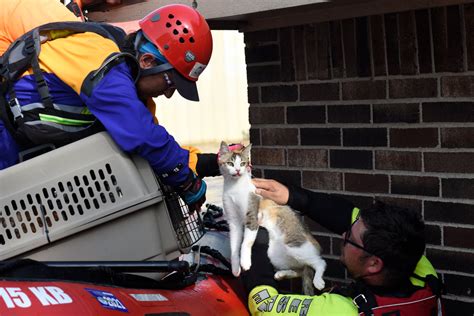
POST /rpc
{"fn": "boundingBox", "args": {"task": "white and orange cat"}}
[218,141,326,294]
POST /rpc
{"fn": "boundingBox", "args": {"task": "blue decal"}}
[86,288,128,313]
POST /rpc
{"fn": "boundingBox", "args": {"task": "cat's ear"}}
[220,141,230,154]
[242,143,252,160]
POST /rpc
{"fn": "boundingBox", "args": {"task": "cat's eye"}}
[227,162,234,167]
[240,162,246,167]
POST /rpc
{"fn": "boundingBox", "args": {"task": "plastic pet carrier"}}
[0,132,205,262]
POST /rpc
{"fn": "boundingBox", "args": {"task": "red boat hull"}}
[0,275,249,315]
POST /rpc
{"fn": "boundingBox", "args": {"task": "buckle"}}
[352,294,367,308]
[8,98,23,119]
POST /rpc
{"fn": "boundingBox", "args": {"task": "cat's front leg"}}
[240,195,260,271]
[240,227,258,271]
[274,269,300,280]
[228,222,243,277]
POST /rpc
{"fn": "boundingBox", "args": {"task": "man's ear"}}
[367,256,384,274]
[139,53,156,69]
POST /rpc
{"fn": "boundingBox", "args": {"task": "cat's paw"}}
[232,265,241,277]
[240,257,252,271]
[313,277,325,290]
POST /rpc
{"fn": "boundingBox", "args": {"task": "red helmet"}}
[139,4,213,82]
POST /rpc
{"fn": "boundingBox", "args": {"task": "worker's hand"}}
[196,153,220,178]
[252,178,289,205]
[178,172,207,212]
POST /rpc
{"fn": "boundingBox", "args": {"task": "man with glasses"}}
[243,178,443,315]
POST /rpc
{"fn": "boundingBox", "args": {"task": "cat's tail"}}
[302,266,315,296]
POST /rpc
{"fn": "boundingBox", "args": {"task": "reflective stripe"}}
[25,120,92,132]
[38,113,94,126]
[21,102,89,114]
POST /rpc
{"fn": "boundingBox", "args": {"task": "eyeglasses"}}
[343,215,377,256]
[163,72,176,90]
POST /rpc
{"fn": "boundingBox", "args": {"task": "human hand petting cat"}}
[252,178,289,205]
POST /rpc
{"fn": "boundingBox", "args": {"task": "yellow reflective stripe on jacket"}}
[350,207,437,288]
[249,285,357,315]
[39,113,94,126]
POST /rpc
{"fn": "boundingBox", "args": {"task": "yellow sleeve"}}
[182,146,202,174]
[0,0,79,55]
[249,285,357,316]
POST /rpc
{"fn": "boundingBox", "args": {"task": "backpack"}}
[0,21,138,148]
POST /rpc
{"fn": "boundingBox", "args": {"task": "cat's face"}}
[218,141,252,178]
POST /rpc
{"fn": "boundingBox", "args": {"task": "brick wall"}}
[245,4,474,313]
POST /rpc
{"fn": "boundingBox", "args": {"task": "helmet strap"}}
[140,63,173,77]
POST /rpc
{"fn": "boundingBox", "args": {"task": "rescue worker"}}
[244,178,443,315]
[0,1,219,212]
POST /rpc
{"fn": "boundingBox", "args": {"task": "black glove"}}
[178,172,207,213]
[196,153,220,178]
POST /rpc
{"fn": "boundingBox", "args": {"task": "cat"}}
[218,141,326,294]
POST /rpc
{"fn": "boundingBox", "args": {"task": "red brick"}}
[342,19,357,77]
[466,4,474,70]
[425,152,474,173]
[441,76,474,97]
[249,106,284,124]
[345,173,389,193]
[261,85,298,103]
[330,150,373,170]
[342,80,386,100]
[390,128,438,148]
[442,178,474,199]
[423,102,474,122]
[343,128,387,147]
[300,83,339,101]
[441,128,474,148]
[294,26,306,81]
[251,148,285,166]
[391,175,439,197]
[261,128,298,146]
[444,226,474,248]
[444,273,474,298]
[328,104,370,123]
[385,13,401,75]
[373,103,420,123]
[249,128,261,146]
[287,106,326,124]
[288,149,327,168]
[316,22,331,79]
[431,6,464,72]
[279,27,295,82]
[305,24,318,80]
[245,44,279,64]
[399,11,417,75]
[248,87,259,104]
[355,17,371,77]
[330,21,344,78]
[415,9,433,73]
[247,65,280,83]
[425,201,474,225]
[425,224,442,245]
[370,15,387,76]
[389,78,437,98]
[244,29,278,44]
[375,151,421,171]
[263,169,301,188]
[427,248,474,274]
[301,128,341,146]
[303,171,342,191]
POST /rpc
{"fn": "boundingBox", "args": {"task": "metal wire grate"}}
[161,185,205,250]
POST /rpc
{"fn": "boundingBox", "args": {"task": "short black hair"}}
[360,201,425,286]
